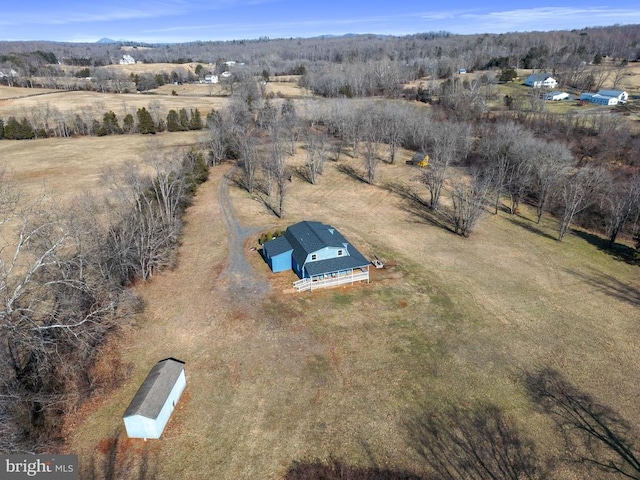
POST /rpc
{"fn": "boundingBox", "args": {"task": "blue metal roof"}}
[597,89,625,97]
[262,235,293,257]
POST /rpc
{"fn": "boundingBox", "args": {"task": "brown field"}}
[0,89,228,120]
[2,75,639,478]
[40,138,639,478]
[0,132,204,199]
[0,86,59,100]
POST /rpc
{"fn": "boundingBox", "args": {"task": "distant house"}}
[581,92,619,105]
[525,73,558,88]
[545,91,570,101]
[458,68,467,74]
[204,74,219,84]
[119,54,136,65]
[262,221,370,292]
[123,358,186,440]
[0,69,18,78]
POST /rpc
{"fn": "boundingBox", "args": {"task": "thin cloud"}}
[0,0,262,27]
[456,7,640,33]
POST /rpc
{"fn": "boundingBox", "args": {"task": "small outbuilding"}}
[123,358,186,440]
[545,91,570,101]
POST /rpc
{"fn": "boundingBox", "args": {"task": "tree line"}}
[203,81,640,250]
[0,148,208,453]
[0,106,207,139]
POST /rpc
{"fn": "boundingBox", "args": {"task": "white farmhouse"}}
[119,54,136,65]
[525,73,558,88]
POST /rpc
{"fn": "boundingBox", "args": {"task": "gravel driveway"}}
[218,167,270,298]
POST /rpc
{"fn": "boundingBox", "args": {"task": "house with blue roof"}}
[596,89,628,103]
[262,221,370,292]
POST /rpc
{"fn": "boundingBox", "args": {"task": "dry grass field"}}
[0,132,205,200]
[2,68,639,478]
[49,141,640,478]
[0,88,229,121]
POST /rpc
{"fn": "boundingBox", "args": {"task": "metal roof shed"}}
[123,358,186,440]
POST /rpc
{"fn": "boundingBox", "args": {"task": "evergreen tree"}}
[123,113,135,134]
[136,107,156,134]
[4,117,20,139]
[0,119,4,139]
[101,110,122,135]
[189,109,203,130]
[166,109,183,132]
[179,108,190,131]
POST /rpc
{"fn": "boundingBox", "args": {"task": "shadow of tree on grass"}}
[572,230,639,265]
[82,429,158,480]
[284,458,424,480]
[523,367,640,479]
[336,163,367,183]
[564,268,640,307]
[405,401,546,480]
[382,181,456,234]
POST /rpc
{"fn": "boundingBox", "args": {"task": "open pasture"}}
[0,89,228,121]
[59,143,640,479]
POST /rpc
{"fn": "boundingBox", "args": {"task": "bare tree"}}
[305,125,327,185]
[602,172,640,248]
[0,172,127,453]
[205,112,227,166]
[478,122,530,215]
[449,169,491,237]
[557,166,606,241]
[529,140,573,224]
[423,121,472,210]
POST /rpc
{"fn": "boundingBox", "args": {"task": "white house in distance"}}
[204,74,219,84]
[119,54,136,65]
[123,358,186,440]
[545,91,570,101]
[525,73,558,88]
[580,89,627,106]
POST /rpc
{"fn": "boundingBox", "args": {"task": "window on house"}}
[337,249,343,256]
[311,254,317,261]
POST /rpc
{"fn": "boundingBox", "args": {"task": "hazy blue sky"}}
[2,0,640,43]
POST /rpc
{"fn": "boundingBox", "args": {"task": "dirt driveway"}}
[218,166,270,298]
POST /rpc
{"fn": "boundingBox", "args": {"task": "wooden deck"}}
[293,269,370,292]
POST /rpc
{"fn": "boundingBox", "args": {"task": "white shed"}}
[545,91,569,101]
[123,358,186,440]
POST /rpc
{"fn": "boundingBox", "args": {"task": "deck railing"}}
[293,270,369,292]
